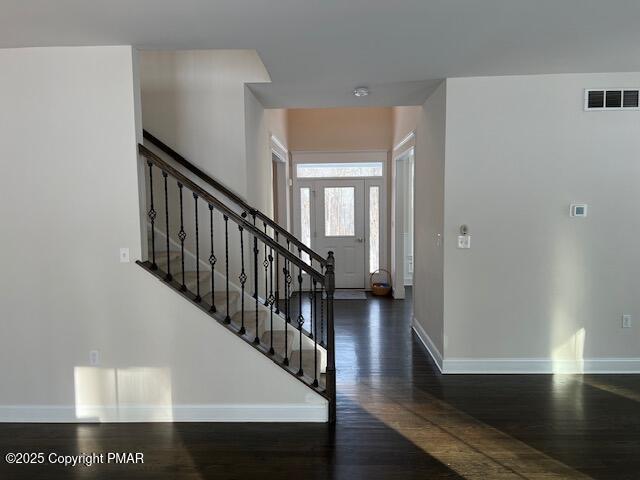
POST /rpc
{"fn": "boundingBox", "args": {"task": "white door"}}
[314,179,366,288]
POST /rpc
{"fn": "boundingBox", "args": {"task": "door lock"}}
[356,237,364,243]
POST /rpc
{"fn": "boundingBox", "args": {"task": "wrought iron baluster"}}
[238,226,247,335]
[320,264,325,347]
[177,182,187,291]
[268,246,275,355]
[253,233,260,345]
[223,215,231,324]
[208,204,216,313]
[308,258,314,339]
[297,258,304,377]
[162,171,172,281]
[312,277,319,387]
[275,231,280,314]
[283,239,291,366]
[263,222,269,305]
[193,193,201,302]
[147,161,157,270]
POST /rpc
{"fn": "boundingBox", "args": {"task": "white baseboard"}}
[411,316,640,374]
[0,403,328,423]
[411,317,443,372]
[442,357,640,374]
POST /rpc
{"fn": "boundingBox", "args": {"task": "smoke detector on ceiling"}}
[353,87,370,97]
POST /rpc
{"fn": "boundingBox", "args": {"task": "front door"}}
[300,179,366,288]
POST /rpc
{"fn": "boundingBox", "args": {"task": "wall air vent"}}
[585,89,640,111]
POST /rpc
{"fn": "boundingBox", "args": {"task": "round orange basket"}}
[370,268,392,296]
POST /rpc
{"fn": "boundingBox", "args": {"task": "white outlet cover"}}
[457,235,471,249]
[622,315,632,328]
[120,247,130,263]
[89,350,100,366]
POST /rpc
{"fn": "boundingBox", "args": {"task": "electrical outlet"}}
[622,315,632,328]
[120,247,130,263]
[457,235,471,249]
[89,350,100,366]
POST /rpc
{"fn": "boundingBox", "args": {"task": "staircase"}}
[136,132,337,423]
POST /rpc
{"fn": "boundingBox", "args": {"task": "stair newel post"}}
[325,251,337,424]
[208,204,217,313]
[177,182,187,291]
[296,249,304,376]
[253,229,260,345]
[268,246,275,355]
[275,231,280,314]
[238,224,246,335]
[162,171,172,281]
[263,222,269,306]
[147,161,157,270]
[193,193,201,302]
[223,215,231,324]
[312,277,319,387]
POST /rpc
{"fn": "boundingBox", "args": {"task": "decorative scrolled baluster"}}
[177,182,187,291]
[312,277,319,387]
[238,226,247,335]
[263,223,269,305]
[297,263,304,377]
[208,204,217,313]
[193,193,201,302]
[223,215,231,324]
[275,231,280,314]
[268,247,275,355]
[147,161,157,270]
[253,233,260,345]
[320,264,325,347]
[308,258,314,339]
[162,171,172,282]
[283,245,291,366]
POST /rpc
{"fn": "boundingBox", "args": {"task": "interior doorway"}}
[293,152,387,289]
[271,137,289,231]
[392,145,415,299]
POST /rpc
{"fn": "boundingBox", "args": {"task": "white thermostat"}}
[570,204,588,217]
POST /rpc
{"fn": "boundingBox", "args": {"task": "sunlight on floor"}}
[350,381,593,480]
[577,376,640,403]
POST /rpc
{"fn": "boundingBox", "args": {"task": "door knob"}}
[356,237,364,243]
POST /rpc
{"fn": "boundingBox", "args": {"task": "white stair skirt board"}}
[412,316,640,374]
[331,290,367,300]
[0,403,328,423]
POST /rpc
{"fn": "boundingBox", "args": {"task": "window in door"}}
[369,186,380,273]
[297,162,383,178]
[324,187,355,236]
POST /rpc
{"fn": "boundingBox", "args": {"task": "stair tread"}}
[202,291,240,314]
[289,349,322,378]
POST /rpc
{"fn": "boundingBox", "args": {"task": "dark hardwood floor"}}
[2,288,640,479]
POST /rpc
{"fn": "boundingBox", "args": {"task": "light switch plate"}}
[457,235,471,249]
[120,247,130,263]
[622,314,632,328]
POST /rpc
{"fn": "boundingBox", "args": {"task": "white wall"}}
[443,73,640,373]
[0,46,326,422]
[397,86,447,366]
[140,50,271,199]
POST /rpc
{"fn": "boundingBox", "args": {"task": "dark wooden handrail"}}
[142,130,326,266]
[139,144,325,283]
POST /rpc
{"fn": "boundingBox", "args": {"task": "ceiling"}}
[4,0,640,107]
